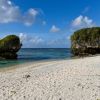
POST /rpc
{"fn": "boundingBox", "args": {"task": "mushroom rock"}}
[0,35,22,59]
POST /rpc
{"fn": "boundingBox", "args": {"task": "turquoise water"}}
[0,48,72,68]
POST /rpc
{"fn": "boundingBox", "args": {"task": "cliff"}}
[71,27,100,56]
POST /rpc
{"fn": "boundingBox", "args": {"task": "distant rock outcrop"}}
[0,35,22,59]
[71,27,100,56]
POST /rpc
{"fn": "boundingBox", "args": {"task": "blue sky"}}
[0,0,100,48]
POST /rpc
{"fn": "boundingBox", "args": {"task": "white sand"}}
[0,56,100,100]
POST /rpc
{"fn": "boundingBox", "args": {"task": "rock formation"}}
[71,27,100,56]
[0,35,22,59]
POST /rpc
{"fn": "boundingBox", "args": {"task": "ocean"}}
[0,48,72,68]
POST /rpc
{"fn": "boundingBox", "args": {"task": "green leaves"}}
[71,27,100,56]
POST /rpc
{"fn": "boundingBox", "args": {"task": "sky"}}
[0,0,100,48]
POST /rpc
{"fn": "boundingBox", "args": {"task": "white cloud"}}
[19,33,27,42]
[66,36,71,40]
[48,37,70,48]
[82,7,90,14]
[23,8,39,26]
[30,36,44,44]
[42,21,46,25]
[72,15,94,28]
[19,33,44,47]
[0,0,39,26]
[50,25,60,33]
[19,33,71,48]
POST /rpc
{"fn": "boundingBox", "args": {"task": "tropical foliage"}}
[71,27,100,56]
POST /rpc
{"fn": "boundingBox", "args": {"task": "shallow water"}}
[0,48,72,68]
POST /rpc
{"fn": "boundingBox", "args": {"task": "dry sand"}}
[0,56,100,100]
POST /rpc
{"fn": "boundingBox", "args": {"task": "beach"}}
[0,56,100,100]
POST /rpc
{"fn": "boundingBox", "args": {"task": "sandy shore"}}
[0,56,100,100]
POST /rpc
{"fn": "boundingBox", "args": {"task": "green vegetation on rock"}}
[71,27,100,56]
[0,35,22,59]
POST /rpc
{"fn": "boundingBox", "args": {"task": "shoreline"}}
[0,55,74,71]
[0,54,98,71]
[0,55,100,100]
[0,54,99,72]
[0,58,72,72]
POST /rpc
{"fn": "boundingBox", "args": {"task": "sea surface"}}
[0,48,72,68]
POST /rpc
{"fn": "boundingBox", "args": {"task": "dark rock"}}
[25,75,31,78]
[71,27,100,56]
[0,35,22,59]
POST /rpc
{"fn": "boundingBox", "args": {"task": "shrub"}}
[71,27,100,56]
